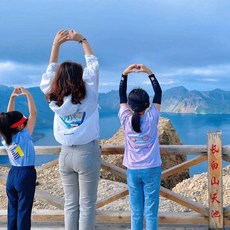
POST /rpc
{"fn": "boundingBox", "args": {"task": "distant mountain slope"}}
[161,86,230,114]
[98,86,230,114]
[98,90,120,114]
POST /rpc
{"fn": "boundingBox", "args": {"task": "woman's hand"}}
[11,87,30,97]
[10,87,21,98]
[68,29,85,42]
[123,64,153,75]
[135,64,152,75]
[53,30,70,47]
[123,64,138,75]
[19,87,31,97]
[50,30,69,63]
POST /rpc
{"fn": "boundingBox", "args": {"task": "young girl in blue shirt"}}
[0,87,37,230]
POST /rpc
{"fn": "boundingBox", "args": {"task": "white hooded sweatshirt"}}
[40,55,99,146]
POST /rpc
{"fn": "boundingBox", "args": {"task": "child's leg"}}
[127,169,144,230]
[6,168,18,230]
[142,166,161,230]
[16,166,36,230]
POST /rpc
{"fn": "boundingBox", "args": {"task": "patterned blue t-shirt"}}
[2,128,35,166]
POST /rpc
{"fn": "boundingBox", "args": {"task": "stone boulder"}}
[158,117,189,189]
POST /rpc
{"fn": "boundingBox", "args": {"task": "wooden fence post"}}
[207,131,223,229]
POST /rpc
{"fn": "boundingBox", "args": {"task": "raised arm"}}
[119,64,137,107]
[136,64,162,111]
[7,88,21,112]
[20,87,37,134]
[49,30,70,64]
[68,29,94,55]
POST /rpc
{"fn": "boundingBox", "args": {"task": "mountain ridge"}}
[1,85,230,129]
[161,86,230,114]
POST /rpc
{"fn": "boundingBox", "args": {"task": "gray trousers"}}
[59,140,101,230]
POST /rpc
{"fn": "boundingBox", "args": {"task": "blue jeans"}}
[59,140,101,230]
[127,166,161,230]
[6,166,36,230]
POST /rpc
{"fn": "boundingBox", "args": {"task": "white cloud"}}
[160,64,230,78]
[0,61,45,87]
[0,62,16,70]
[99,82,117,86]
[202,78,218,82]
[142,79,178,86]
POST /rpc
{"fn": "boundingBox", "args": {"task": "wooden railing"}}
[0,132,230,229]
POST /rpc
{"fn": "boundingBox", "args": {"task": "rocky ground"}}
[0,163,229,212]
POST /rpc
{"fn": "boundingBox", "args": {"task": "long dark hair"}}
[128,88,150,133]
[46,61,86,106]
[0,112,27,145]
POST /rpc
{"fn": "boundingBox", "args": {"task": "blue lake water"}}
[1,112,229,176]
[161,113,230,175]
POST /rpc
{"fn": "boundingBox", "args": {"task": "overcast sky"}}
[0,0,229,93]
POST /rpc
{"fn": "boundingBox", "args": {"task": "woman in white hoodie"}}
[40,29,101,230]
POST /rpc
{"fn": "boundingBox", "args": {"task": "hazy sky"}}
[0,0,229,92]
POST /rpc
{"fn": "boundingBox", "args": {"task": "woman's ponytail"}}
[131,111,141,133]
[128,88,150,133]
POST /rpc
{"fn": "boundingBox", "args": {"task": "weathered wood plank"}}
[35,188,64,209]
[223,154,230,163]
[0,210,210,224]
[101,145,124,155]
[223,145,230,155]
[207,131,223,229]
[1,145,230,156]
[96,189,128,209]
[0,210,7,222]
[158,212,209,224]
[1,210,229,226]
[101,160,126,179]
[160,186,208,216]
[101,145,209,155]
[0,147,7,155]
[160,145,207,155]
[224,205,230,217]
[35,146,61,154]
[96,210,130,223]
[32,210,64,222]
[161,155,207,179]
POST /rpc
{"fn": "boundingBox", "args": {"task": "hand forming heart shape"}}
[13,87,25,96]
